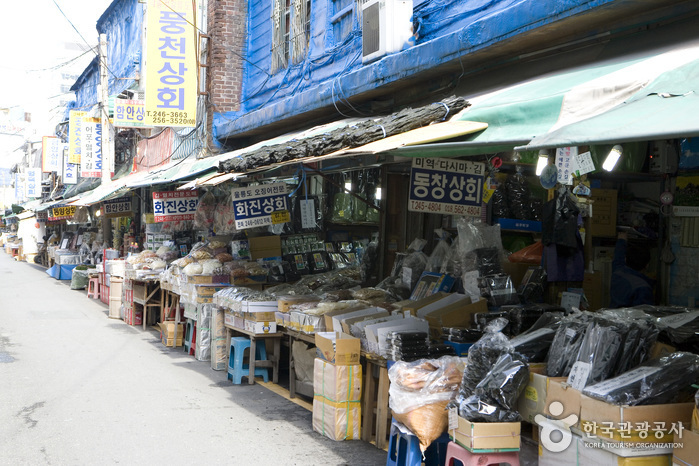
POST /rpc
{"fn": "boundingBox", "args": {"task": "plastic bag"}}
[508,241,543,265]
[546,313,594,377]
[459,318,513,399]
[427,231,451,273]
[193,191,216,230]
[389,356,465,451]
[213,190,237,235]
[505,168,533,220]
[583,352,699,406]
[509,312,564,362]
[456,352,529,422]
[70,267,90,290]
[479,274,519,306]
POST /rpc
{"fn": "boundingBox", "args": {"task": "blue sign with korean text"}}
[231,182,289,230]
[408,158,485,217]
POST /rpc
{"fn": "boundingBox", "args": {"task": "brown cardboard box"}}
[277,295,321,313]
[649,341,676,360]
[401,292,450,317]
[424,298,488,338]
[518,372,569,424]
[159,321,184,347]
[340,310,389,334]
[450,415,520,452]
[590,188,618,237]
[580,395,693,443]
[545,380,582,428]
[315,332,361,365]
[673,429,699,466]
[249,235,282,259]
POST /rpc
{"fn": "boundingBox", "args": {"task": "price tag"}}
[448,406,459,430]
[567,361,592,391]
[299,199,316,229]
[573,151,596,176]
[271,210,290,224]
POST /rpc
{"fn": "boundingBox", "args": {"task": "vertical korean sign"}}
[408,158,485,217]
[80,118,102,178]
[68,110,87,164]
[62,144,77,185]
[145,0,198,127]
[42,136,63,173]
[25,168,40,198]
[14,173,24,203]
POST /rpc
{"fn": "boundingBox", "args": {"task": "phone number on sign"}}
[409,200,480,216]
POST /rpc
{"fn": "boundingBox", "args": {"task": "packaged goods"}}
[459,318,513,399]
[509,312,563,362]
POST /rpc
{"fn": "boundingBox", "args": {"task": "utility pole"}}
[99,33,114,185]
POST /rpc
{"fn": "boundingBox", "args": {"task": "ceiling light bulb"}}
[603,145,623,171]
[536,151,549,176]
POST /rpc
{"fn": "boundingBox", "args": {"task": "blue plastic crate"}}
[442,340,472,356]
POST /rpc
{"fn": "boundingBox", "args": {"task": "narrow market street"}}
[0,252,387,465]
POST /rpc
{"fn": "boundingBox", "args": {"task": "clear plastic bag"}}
[193,191,216,230]
[213,190,237,235]
[427,231,451,273]
[388,356,465,414]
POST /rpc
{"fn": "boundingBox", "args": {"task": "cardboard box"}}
[401,292,451,317]
[159,321,184,339]
[341,310,390,334]
[518,373,571,424]
[540,432,672,466]
[275,311,291,327]
[243,320,277,334]
[590,188,618,237]
[195,284,229,303]
[245,310,277,322]
[277,295,321,313]
[649,341,676,360]
[250,236,282,260]
[673,429,699,466]
[315,332,361,366]
[450,415,521,452]
[312,398,361,441]
[313,357,362,401]
[322,304,370,332]
[580,395,693,445]
[424,298,488,338]
[583,272,604,311]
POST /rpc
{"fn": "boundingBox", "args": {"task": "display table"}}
[285,329,316,399]
[45,264,78,280]
[132,279,162,331]
[361,352,391,450]
[223,323,282,385]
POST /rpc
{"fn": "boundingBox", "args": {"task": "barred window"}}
[271,0,311,72]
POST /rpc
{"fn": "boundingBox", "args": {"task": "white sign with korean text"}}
[556,147,577,185]
[152,190,199,222]
[62,143,77,185]
[80,118,102,178]
[25,168,40,198]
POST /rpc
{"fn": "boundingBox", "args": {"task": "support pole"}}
[99,33,114,185]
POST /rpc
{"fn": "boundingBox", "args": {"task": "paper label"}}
[448,406,459,430]
[271,210,290,224]
[573,151,596,176]
[565,328,577,339]
[560,292,582,312]
[658,310,699,329]
[556,147,578,185]
[584,366,662,396]
[299,199,316,229]
[567,361,592,391]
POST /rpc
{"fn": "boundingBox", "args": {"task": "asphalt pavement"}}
[0,251,388,465]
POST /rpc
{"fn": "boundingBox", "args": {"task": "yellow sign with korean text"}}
[271,210,291,224]
[68,110,87,164]
[145,0,198,127]
[49,205,77,221]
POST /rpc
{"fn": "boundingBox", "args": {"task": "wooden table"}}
[361,353,391,450]
[131,278,162,332]
[285,329,316,399]
[224,324,283,385]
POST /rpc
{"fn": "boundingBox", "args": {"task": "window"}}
[330,0,357,44]
[271,0,311,72]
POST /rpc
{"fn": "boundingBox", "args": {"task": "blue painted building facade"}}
[212,0,699,148]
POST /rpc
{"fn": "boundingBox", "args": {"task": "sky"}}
[0,0,113,167]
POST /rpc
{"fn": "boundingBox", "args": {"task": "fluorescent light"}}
[375,187,382,200]
[603,145,623,171]
[344,181,352,191]
[536,150,549,176]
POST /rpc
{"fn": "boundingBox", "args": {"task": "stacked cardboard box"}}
[312,333,362,441]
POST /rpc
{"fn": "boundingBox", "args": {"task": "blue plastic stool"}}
[387,420,450,466]
[183,318,195,354]
[227,337,269,384]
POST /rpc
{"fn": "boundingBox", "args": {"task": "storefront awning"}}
[390,38,699,157]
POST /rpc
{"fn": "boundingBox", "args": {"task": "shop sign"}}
[42,136,63,173]
[231,182,289,230]
[25,168,40,199]
[152,190,199,222]
[144,0,198,127]
[102,196,133,218]
[114,99,146,127]
[49,205,77,221]
[63,144,77,185]
[14,173,23,203]
[556,147,577,185]
[36,210,48,223]
[68,110,87,164]
[408,157,485,217]
[80,117,102,178]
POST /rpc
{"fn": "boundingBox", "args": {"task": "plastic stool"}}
[227,337,269,384]
[87,276,100,299]
[386,421,450,466]
[184,319,195,354]
[445,441,519,466]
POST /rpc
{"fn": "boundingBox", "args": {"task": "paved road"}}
[0,252,387,465]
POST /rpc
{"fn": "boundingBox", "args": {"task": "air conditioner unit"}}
[361,0,414,64]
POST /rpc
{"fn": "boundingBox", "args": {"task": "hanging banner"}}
[14,173,24,203]
[42,136,63,173]
[49,205,77,221]
[68,110,87,164]
[80,118,102,178]
[25,168,40,199]
[555,146,577,185]
[114,98,147,127]
[145,0,198,127]
[408,158,485,217]
[152,190,199,222]
[62,144,77,185]
[102,196,134,218]
[231,182,289,230]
